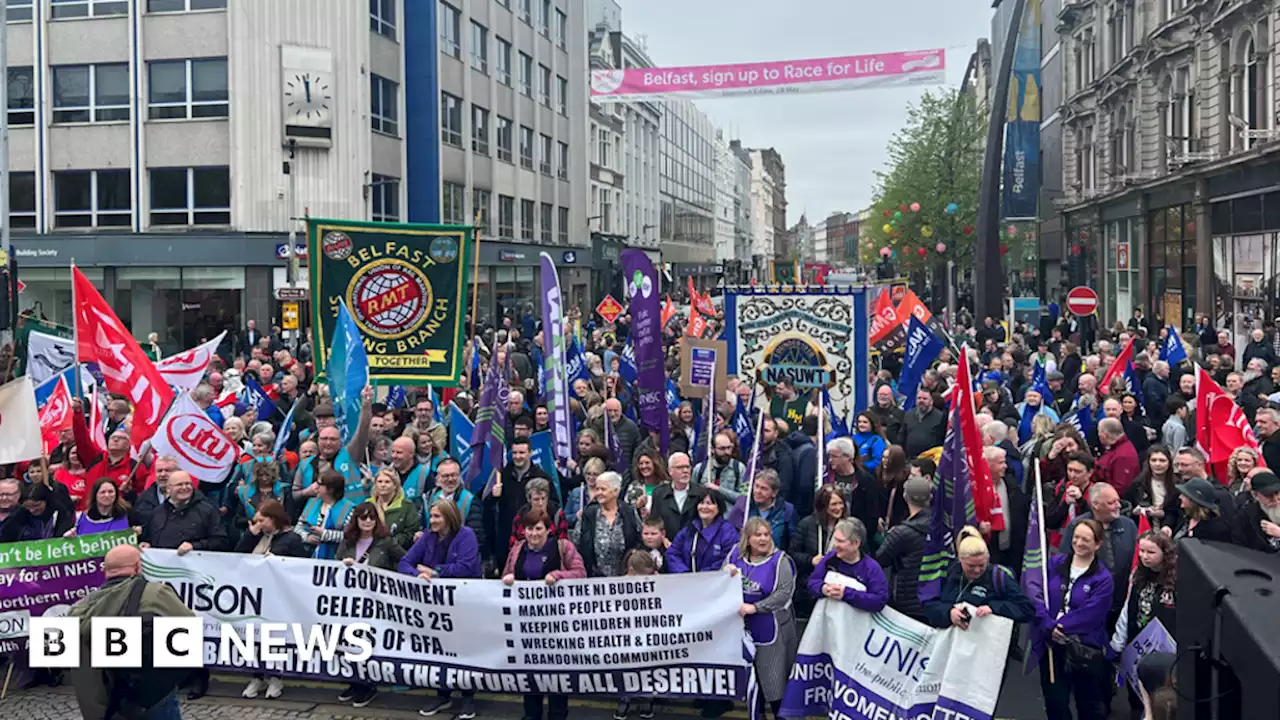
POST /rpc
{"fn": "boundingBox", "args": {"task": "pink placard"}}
[591,49,946,101]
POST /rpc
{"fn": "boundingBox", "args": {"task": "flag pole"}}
[1032,457,1055,684]
[816,399,825,492]
[70,259,81,400]
[471,211,483,335]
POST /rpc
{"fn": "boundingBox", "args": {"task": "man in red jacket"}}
[1095,417,1140,498]
[70,398,143,502]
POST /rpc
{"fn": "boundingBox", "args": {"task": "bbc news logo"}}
[28,617,374,668]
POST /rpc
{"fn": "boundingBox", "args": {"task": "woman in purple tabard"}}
[666,487,738,574]
[70,478,132,536]
[807,518,889,612]
[725,517,799,719]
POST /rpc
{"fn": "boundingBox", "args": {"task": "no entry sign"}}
[1066,286,1099,316]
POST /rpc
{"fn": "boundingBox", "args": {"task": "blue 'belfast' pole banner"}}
[1002,0,1041,221]
[539,254,574,467]
[620,249,670,453]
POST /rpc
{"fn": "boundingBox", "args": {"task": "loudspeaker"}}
[1177,540,1280,720]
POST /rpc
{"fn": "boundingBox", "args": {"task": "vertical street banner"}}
[621,249,670,453]
[1002,0,1041,220]
[539,254,573,467]
[308,219,473,385]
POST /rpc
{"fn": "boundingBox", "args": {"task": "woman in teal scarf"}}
[295,470,356,560]
[231,460,291,539]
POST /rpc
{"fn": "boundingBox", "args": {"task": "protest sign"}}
[678,337,727,400]
[1120,618,1175,690]
[778,598,1010,719]
[0,531,137,652]
[139,549,749,697]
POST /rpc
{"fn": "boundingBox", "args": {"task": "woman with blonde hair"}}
[366,467,420,550]
[922,526,1036,630]
[1226,446,1260,500]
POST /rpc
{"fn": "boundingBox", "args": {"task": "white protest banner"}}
[147,392,238,484]
[778,599,1011,720]
[141,549,749,698]
[157,331,227,391]
[0,376,46,464]
[1120,618,1175,691]
[26,330,76,385]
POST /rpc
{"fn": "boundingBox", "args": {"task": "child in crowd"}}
[641,517,668,573]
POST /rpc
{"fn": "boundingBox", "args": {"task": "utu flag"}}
[900,315,944,411]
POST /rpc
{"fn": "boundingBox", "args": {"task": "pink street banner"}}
[590,49,945,102]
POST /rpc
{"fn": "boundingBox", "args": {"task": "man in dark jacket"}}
[139,471,230,553]
[899,389,946,458]
[757,416,796,501]
[787,416,818,518]
[875,476,932,622]
[868,384,905,444]
[131,455,177,527]
[985,446,1029,576]
[1257,409,1280,472]
[650,453,697,538]
[589,399,641,472]
[1233,470,1280,554]
[1242,328,1280,368]
[1143,360,1172,428]
[484,438,550,562]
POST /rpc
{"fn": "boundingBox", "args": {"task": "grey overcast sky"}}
[622,0,995,226]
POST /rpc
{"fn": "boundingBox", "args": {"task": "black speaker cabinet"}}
[1177,539,1280,720]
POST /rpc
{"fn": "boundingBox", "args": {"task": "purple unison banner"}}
[539,254,574,466]
[0,531,138,651]
[1120,618,1175,690]
[620,249,670,453]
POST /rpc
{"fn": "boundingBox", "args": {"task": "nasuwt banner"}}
[141,549,750,698]
[0,531,138,651]
[1002,0,1042,221]
[590,49,946,102]
[778,594,1011,719]
[308,219,473,385]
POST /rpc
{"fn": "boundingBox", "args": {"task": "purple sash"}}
[732,547,784,645]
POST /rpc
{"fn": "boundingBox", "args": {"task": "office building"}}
[658,97,718,280]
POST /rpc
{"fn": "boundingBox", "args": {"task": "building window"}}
[599,188,612,233]
[147,58,228,120]
[521,199,535,241]
[7,67,34,126]
[439,2,461,59]
[498,195,515,237]
[557,141,568,179]
[53,64,129,123]
[371,74,399,135]
[538,0,550,35]
[496,116,514,162]
[470,22,488,73]
[518,0,531,24]
[441,92,463,147]
[555,10,567,49]
[472,104,490,155]
[51,0,126,17]
[539,134,553,175]
[473,189,492,236]
[539,64,551,106]
[7,0,33,21]
[10,172,36,229]
[370,174,399,222]
[149,167,231,226]
[148,0,226,11]
[53,169,130,228]
[519,53,533,96]
[442,182,465,225]
[597,128,611,169]
[370,0,395,39]
[556,75,567,115]
[496,37,512,85]
[540,202,553,243]
[519,125,534,169]
[557,206,569,244]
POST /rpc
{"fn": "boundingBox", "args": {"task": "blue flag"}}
[822,386,851,441]
[470,337,482,392]
[1160,325,1188,365]
[274,400,298,457]
[36,366,87,408]
[1018,364,1050,444]
[617,344,639,385]
[528,430,562,501]
[565,338,590,385]
[327,300,370,445]
[235,375,279,419]
[666,379,682,412]
[900,315,945,411]
[386,385,407,410]
[1063,402,1093,437]
[426,385,444,423]
[732,390,755,461]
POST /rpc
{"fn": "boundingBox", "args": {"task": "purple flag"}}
[943,400,977,538]
[620,249,669,454]
[917,463,951,604]
[466,349,506,494]
[1021,494,1046,625]
[539,254,573,468]
[919,400,978,605]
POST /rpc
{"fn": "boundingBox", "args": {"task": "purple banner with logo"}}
[620,249,669,453]
[539,253,574,467]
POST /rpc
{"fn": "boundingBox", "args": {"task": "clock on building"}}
[281,46,334,148]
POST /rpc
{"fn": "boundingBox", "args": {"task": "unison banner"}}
[778,599,1010,720]
[141,550,749,698]
[0,531,138,652]
[724,286,870,417]
[591,49,945,102]
[308,219,473,385]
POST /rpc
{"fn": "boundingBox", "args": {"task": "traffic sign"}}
[275,287,309,301]
[281,302,300,330]
[1065,286,1099,316]
[16,281,25,294]
[596,295,624,323]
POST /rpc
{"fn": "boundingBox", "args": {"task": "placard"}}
[678,338,728,400]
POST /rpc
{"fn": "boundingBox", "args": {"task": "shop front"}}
[592,232,625,307]
[469,241,592,328]
[670,262,723,293]
[14,232,287,355]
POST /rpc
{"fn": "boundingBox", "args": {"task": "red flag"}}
[690,278,715,317]
[88,387,108,454]
[1131,512,1152,576]
[1196,365,1264,482]
[895,288,934,325]
[1099,336,1137,395]
[954,347,1000,530]
[39,376,73,456]
[74,267,176,452]
[661,296,678,328]
[686,303,708,338]
[869,290,903,345]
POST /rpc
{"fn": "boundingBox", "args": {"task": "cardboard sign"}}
[596,295,624,323]
[678,337,728,400]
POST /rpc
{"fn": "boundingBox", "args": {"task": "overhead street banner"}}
[308,219,472,385]
[590,49,945,102]
[138,550,750,698]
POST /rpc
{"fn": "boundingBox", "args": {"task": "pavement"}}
[0,665,1132,719]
